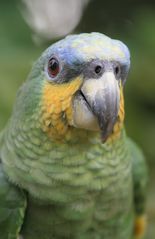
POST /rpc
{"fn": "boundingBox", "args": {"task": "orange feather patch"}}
[134,215,147,238]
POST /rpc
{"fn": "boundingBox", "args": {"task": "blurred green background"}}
[0,0,155,237]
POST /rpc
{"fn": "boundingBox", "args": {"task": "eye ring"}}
[47,57,60,78]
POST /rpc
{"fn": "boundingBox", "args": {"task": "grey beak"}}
[81,72,120,142]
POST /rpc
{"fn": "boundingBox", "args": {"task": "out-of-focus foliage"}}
[0,0,155,238]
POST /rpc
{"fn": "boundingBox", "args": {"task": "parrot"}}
[0,32,148,239]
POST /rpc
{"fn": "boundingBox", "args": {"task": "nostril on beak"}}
[114,65,120,77]
[94,65,102,74]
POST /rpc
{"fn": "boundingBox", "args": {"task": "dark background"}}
[0,0,155,237]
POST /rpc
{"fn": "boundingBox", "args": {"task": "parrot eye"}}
[48,57,60,78]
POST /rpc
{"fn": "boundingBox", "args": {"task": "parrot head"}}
[15,33,130,142]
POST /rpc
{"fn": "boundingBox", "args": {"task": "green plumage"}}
[0,163,26,239]
[0,129,147,239]
[0,33,148,239]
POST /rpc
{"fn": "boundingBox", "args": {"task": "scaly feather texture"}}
[2,126,134,238]
[0,33,148,239]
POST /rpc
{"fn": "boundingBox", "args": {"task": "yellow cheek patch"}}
[108,83,125,142]
[117,83,125,127]
[41,77,82,140]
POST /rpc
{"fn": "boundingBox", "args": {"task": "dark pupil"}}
[48,58,59,77]
[50,60,57,70]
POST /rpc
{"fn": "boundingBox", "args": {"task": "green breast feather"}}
[0,162,26,239]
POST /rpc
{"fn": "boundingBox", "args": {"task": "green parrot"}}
[0,33,148,239]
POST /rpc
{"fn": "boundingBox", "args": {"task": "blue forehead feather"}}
[44,32,130,69]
